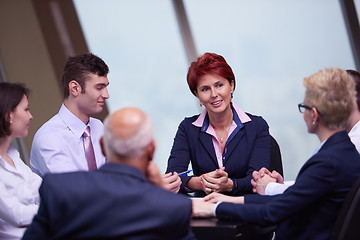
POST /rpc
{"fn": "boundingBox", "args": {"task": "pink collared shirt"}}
[192,101,251,168]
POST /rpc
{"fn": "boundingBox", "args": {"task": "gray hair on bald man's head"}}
[103,113,154,158]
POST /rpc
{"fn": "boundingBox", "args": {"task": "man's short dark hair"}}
[347,69,360,111]
[61,53,109,98]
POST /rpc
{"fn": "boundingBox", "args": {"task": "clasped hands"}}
[192,167,284,218]
[191,191,244,218]
[159,166,234,194]
[191,167,238,218]
[199,167,233,194]
[251,167,283,195]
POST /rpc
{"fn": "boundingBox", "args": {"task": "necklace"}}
[219,132,227,143]
[217,124,231,144]
[212,112,233,144]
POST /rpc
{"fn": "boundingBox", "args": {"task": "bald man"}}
[23,107,195,240]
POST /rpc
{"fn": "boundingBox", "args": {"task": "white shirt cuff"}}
[214,201,222,217]
[265,181,295,195]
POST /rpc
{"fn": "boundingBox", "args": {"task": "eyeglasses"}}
[298,103,312,113]
[298,103,323,116]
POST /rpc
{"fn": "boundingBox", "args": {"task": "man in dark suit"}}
[23,107,195,240]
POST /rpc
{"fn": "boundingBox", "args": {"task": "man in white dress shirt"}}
[346,70,360,152]
[30,53,110,177]
[252,69,360,195]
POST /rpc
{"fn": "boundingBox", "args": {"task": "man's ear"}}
[69,80,81,97]
[100,137,106,157]
[146,140,156,162]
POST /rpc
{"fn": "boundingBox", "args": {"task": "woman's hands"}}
[146,162,182,193]
[161,172,181,193]
[200,167,233,194]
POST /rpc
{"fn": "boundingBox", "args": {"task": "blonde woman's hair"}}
[304,68,356,129]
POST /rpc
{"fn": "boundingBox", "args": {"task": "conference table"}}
[191,217,275,240]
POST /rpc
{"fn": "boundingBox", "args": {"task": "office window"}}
[74,0,355,179]
[355,0,360,21]
[184,0,355,178]
[74,0,196,173]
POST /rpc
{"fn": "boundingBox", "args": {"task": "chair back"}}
[331,177,360,240]
[269,135,283,177]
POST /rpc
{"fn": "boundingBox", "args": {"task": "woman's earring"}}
[231,92,233,99]
[200,103,203,107]
[312,121,316,125]
[10,120,12,124]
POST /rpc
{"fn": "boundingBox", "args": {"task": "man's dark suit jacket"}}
[22,163,195,240]
[166,112,270,195]
[216,131,360,240]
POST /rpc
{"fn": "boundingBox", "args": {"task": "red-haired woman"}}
[166,52,270,196]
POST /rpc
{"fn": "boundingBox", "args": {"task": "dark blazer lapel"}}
[223,126,245,165]
[198,131,218,167]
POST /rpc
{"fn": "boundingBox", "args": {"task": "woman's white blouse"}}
[0,147,42,240]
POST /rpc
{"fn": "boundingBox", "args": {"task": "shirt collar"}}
[311,140,327,157]
[58,104,91,138]
[0,147,20,172]
[349,119,360,137]
[7,146,19,159]
[192,101,251,130]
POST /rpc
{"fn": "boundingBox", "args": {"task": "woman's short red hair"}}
[187,52,236,96]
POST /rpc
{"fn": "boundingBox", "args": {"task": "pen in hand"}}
[178,170,192,176]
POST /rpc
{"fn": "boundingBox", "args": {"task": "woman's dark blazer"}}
[166,112,270,195]
[217,131,360,240]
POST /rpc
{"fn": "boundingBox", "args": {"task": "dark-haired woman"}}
[166,52,270,196]
[0,83,41,240]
